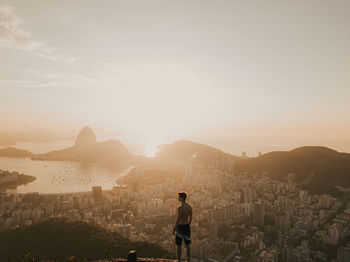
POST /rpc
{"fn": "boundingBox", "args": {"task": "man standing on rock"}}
[173,192,192,262]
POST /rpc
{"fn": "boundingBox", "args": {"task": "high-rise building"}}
[226,158,235,173]
[281,247,290,262]
[299,190,308,204]
[253,202,265,227]
[209,221,218,240]
[244,202,253,217]
[328,223,340,243]
[197,244,208,260]
[45,204,54,215]
[215,159,220,169]
[244,188,255,203]
[337,246,350,262]
[275,213,291,231]
[92,186,103,202]
[221,158,226,170]
[287,173,296,184]
[319,194,332,208]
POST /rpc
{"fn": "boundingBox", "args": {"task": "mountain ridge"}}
[0,147,34,158]
[156,140,350,196]
[32,126,132,169]
[1,136,349,196]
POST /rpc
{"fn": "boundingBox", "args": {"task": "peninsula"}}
[0,169,36,191]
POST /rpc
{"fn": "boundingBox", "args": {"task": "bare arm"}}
[189,206,192,224]
[173,207,181,232]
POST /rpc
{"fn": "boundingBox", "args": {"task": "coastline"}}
[0,174,36,192]
[1,161,135,195]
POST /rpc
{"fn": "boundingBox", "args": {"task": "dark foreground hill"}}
[0,218,173,262]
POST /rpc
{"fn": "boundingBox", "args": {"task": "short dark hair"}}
[178,192,187,200]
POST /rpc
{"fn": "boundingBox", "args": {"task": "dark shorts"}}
[175,224,191,246]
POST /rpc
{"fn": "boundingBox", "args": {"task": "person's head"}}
[178,192,187,202]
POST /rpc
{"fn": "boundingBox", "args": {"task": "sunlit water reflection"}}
[0,138,169,194]
[0,157,131,194]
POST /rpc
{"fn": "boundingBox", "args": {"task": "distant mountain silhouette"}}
[0,147,34,158]
[75,125,97,148]
[236,146,347,176]
[0,218,173,261]
[156,141,350,196]
[236,146,350,196]
[32,126,132,168]
[0,129,60,146]
[156,140,238,165]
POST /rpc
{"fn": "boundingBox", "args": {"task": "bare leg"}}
[185,244,190,262]
[177,245,181,262]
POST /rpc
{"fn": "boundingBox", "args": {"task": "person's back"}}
[178,202,192,225]
[173,192,192,262]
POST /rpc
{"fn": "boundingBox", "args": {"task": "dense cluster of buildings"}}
[0,160,350,262]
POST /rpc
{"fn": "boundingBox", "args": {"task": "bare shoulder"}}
[185,202,192,209]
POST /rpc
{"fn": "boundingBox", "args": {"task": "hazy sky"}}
[1,0,350,154]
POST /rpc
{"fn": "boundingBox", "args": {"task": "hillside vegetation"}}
[0,218,173,261]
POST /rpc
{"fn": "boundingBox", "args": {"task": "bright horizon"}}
[1,1,350,155]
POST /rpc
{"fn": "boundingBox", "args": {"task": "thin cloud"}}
[0,78,75,88]
[0,6,74,62]
[82,74,103,80]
